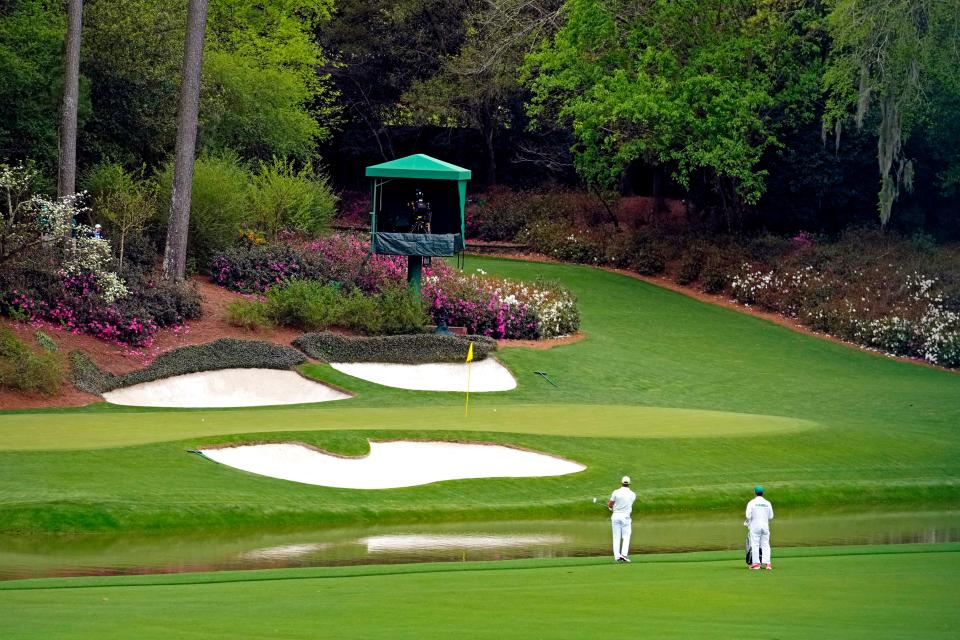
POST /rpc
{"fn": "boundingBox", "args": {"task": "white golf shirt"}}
[609,486,636,517]
[745,496,774,529]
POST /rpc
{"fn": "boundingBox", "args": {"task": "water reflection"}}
[1,509,957,581]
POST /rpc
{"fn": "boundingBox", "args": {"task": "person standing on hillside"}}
[746,486,774,570]
[608,475,636,562]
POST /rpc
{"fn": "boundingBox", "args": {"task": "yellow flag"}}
[464,341,474,417]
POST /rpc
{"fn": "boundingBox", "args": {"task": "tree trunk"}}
[483,119,497,186]
[57,0,83,198]
[163,0,209,284]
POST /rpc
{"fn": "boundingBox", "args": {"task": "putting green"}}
[0,404,817,451]
[1,545,957,639]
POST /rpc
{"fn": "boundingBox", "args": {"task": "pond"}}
[1,509,957,581]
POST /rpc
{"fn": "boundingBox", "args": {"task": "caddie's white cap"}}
[621,475,631,485]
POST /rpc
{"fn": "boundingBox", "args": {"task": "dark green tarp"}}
[372,232,464,257]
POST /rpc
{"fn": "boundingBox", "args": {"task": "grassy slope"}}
[1,545,958,639]
[0,258,958,532]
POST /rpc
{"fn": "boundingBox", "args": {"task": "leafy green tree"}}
[201,0,338,161]
[80,0,185,165]
[317,0,472,160]
[80,0,336,168]
[823,0,960,227]
[0,1,85,172]
[403,0,564,183]
[524,0,823,222]
[156,152,252,272]
[249,157,338,238]
[87,162,156,272]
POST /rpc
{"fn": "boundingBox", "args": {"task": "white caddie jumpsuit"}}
[745,495,774,565]
[609,486,637,559]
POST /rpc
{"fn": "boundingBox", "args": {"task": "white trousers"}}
[749,526,771,565]
[611,514,632,558]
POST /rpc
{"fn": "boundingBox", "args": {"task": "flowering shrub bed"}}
[2,271,201,348]
[306,234,410,293]
[0,163,203,348]
[4,273,159,347]
[423,269,579,339]
[730,260,960,367]
[212,233,582,340]
[210,244,319,293]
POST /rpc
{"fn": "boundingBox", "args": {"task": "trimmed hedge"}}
[292,332,497,364]
[70,338,307,395]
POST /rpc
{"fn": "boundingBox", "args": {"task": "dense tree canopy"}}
[317,0,472,160]
[824,0,960,227]
[0,1,77,176]
[79,0,337,167]
[1,0,958,233]
[523,0,824,214]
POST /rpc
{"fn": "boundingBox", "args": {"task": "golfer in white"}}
[745,485,774,570]
[607,475,636,562]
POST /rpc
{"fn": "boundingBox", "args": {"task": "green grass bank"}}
[0,257,958,533]
[1,544,957,639]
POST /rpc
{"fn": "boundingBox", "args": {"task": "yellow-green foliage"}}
[0,326,61,395]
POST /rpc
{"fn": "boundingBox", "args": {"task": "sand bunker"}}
[198,441,584,489]
[330,358,516,392]
[103,368,350,408]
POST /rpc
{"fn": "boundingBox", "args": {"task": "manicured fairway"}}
[1,545,957,639]
[1,257,958,533]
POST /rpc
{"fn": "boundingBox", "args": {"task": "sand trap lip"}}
[330,358,516,392]
[103,368,350,408]
[198,441,585,489]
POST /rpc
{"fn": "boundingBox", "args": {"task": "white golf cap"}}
[621,475,630,485]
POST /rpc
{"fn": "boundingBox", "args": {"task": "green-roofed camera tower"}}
[365,154,472,295]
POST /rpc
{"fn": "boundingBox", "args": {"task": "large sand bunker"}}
[103,368,350,408]
[199,441,584,489]
[330,358,516,392]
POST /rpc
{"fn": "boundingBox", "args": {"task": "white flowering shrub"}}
[1,163,75,264]
[729,258,960,368]
[1,163,128,303]
[62,230,129,303]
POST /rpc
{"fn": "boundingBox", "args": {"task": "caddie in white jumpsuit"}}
[607,475,637,562]
[745,485,774,570]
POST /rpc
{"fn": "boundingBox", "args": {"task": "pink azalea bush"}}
[306,233,411,292]
[5,273,159,347]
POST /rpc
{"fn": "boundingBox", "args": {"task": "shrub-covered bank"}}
[71,338,306,395]
[293,332,496,364]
